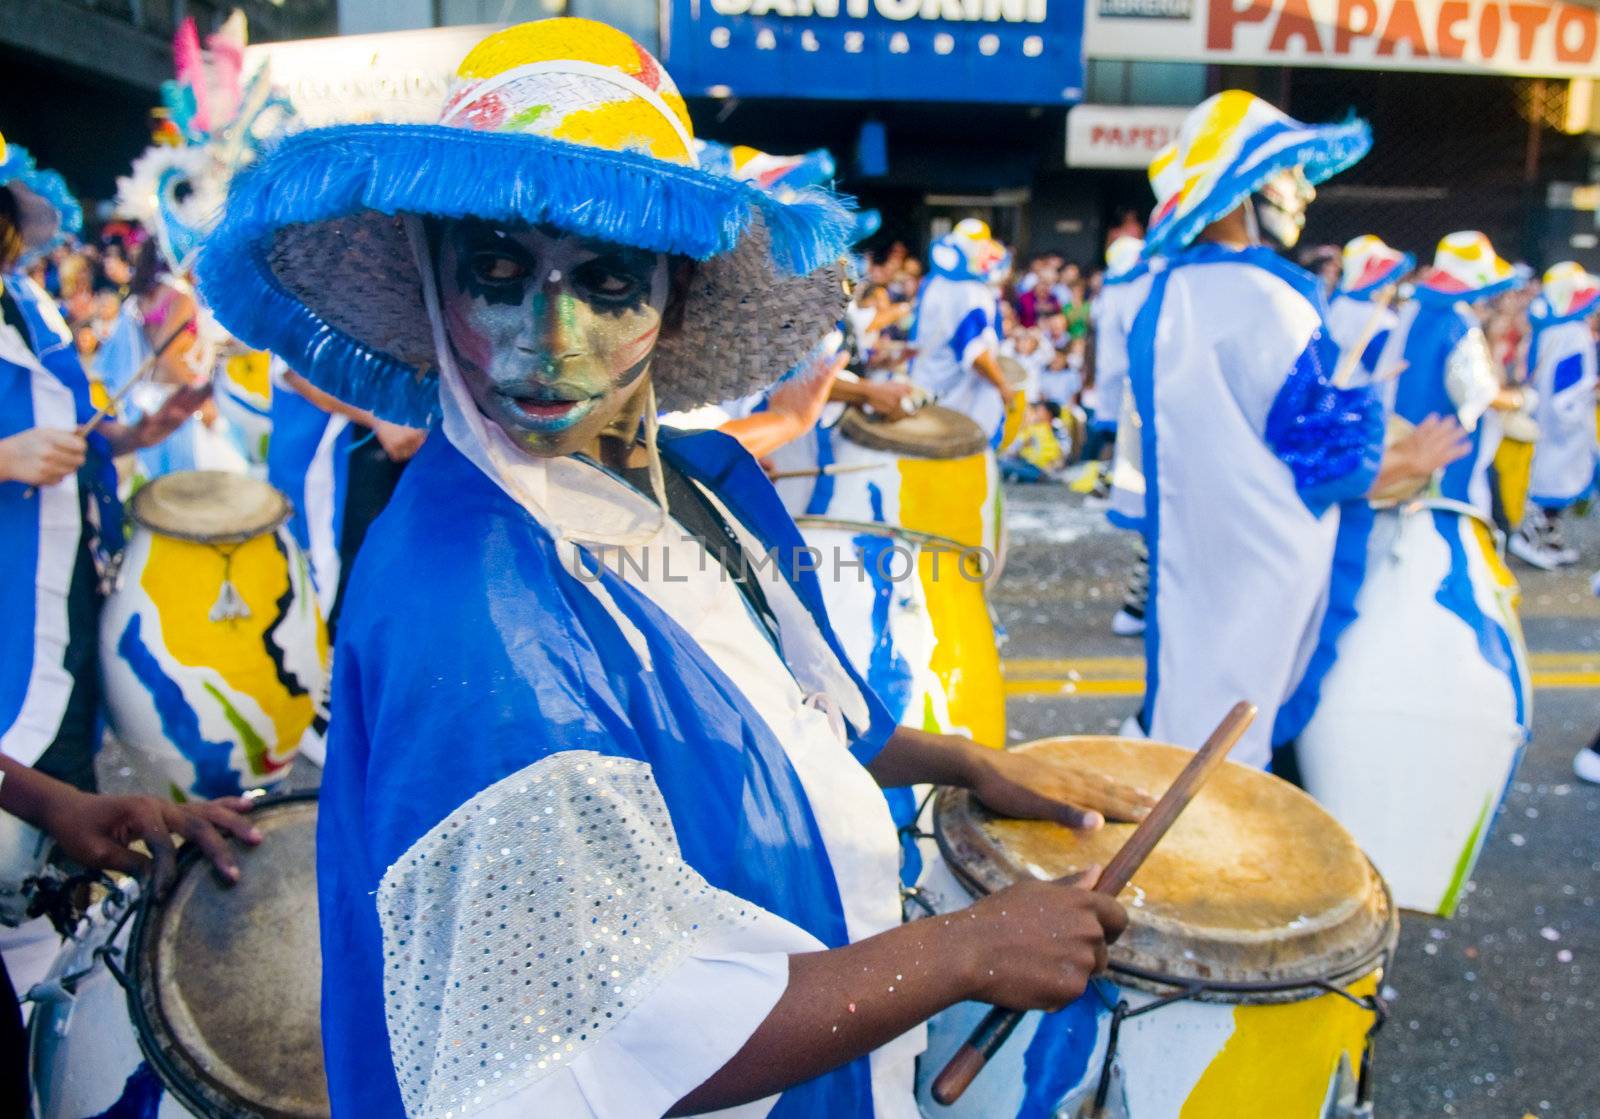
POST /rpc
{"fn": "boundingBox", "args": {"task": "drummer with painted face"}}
[199,21,1150,1119]
[0,136,260,1112]
[1126,93,1468,773]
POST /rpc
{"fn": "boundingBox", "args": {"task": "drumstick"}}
[930,701,1258,1107]
[1331,288,1397,390]
[767,461,890,481]
[78,317,196,437]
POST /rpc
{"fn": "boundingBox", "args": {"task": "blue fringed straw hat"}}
[1144,90,1370,260]
[0,134,83,262]
[197,18,855,428]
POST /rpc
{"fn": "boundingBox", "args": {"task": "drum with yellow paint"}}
[1297,502,1529,917]
[918,736,1397,1118]
[1492,405,1538,531]
[997,355,1030,452]
[794,519,1004,748]
[214,349,274,464]
[100,472,328,800]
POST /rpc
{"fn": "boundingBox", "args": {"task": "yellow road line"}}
[1003,670,1600,697]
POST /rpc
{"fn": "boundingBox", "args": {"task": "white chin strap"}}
[403,215,671,549]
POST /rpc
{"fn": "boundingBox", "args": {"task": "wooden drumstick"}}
[930,701,1258,1107]
[77,317,196,437]
[1331,287,1397,390]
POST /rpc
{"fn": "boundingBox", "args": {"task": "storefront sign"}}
[667,0,1086,103]
[1085,0,1600,77]
[244,25,501,126]
[1066,104,1189,166]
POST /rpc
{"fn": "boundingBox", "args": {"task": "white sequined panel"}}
[377,751,761,1119]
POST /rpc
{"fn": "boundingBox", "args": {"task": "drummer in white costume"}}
[1518,262,1599,569]
[198,21,1143,1119]
[0,133,256,1110]
[1127,92,1465,772]
[1325,235,1413,382]
[908,220,1011,447]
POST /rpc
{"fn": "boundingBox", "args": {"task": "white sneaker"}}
[1509,528,1561,571]
[1574,745,1600,785]
[1551,544,1581,567]
[1111,608,1146,637]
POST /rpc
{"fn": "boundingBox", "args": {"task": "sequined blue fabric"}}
[1265,334,1385,511]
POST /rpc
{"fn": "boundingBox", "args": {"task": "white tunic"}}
[1528,317,1599,508]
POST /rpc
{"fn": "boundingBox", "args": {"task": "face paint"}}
[1253,166,1316,252]
[436,219,670,457]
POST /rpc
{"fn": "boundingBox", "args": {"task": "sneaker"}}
[1111,608,1146,637]
[1574,743,1600,785]
[1509,525,1562,571]
[1539,516,1581,566]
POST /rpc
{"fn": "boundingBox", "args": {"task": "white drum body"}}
[213,351,274,466]
[1299,507,1530,916]
[29,890,197,1118]
[99,500,328,800]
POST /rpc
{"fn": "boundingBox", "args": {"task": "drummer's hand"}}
[1377,415,1470,490]
[0,427,86,486]
[42,791,262,892]
[374,420,427,462]
[970,749,1155,830]
[957,870,1128,1011]
[860,380,917,418]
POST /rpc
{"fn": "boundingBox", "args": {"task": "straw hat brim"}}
[1145,117,1371,261]
[197,124,854,427]
[1414,270,1520,306]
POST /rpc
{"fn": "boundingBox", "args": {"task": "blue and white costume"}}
[265,362,351,617]
[0,275,118,765]
[1288,232,1530,916]
[1527,263,1600,511]
[1128,92,1380,770]
[1324,235,1413,382]
[1093,238,1157,533]
[908,220,1005,446]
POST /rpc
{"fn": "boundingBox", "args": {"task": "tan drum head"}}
[935,737,1396,996]
[998,355,1029,392]
[838,403,988,459]
[129,795,328,1118]
[128,471,292,544]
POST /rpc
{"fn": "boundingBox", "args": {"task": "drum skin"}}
[100,475,328,800]
[803,524,1005,747]
[30,798,328,1119]
[1298,509,1529,916]
[918,737,1395,1118]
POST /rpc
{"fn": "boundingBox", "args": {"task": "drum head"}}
[935,737,1396,996]
[129,471,292,544]
[129,795,328,1118]
[838,403,988,459]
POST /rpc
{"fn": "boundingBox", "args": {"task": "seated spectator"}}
[1001,401,1069,482]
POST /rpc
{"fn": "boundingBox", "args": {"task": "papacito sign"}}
[1085,0,1600,77]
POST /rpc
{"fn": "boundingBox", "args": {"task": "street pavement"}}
[993,482,1600,1119]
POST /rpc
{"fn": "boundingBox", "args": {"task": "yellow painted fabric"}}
[1494,437,1533,530]
[1181,972,1379,1118]
[139,534,319,768]
[224,350,272,400]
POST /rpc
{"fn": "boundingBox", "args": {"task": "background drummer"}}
[909,219,1013,448]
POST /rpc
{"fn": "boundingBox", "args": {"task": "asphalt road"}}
[992,482,1600,1119]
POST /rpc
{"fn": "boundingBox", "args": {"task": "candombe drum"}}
[1296,499,1530,916]
[214,349,275,466]
[101,471,328,799]
[997,355,1031,453]
[779,404,1005,746]
[795,519,1002,746]
[917,736,1397,1118]
[30,795,328,1118]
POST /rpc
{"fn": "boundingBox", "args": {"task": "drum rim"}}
[933,756,1401,1005]
[793,515,970,554]
[125,791,325,1119]
[128,471,293,545]
[837,403,990,459]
